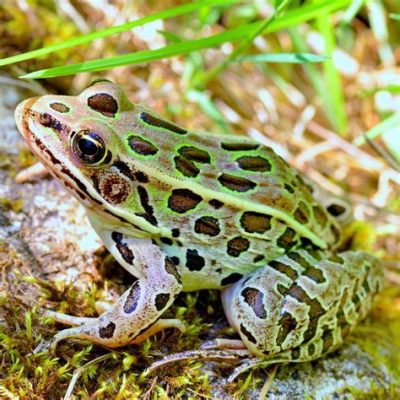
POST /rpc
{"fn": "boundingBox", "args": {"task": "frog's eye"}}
[71,130,107,165]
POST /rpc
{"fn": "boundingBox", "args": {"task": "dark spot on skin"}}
[221,273,243,286]
[277,227,297,250]
[209,199,224,209]
[140,112,187,134]
[300,237,313,248]
[253,255,265,263]
[165,257,182,285]
[168,189,202,214]
[38,112,65,132]
[136,185,157,226]
[186,249,206,271]
[241,287,267,319]
[111,231,134,264]
[308,343,316,357]
[331,225,341,242]
[291,347,301,360]
[113,160,134,180]
[240,211,271,233]
[50,102,69,113]
[327,203,347,217]
[155,293,171,311]
[92,170,131,205]
[277,283,289,296]
[236,156,272,172]
[87,93,118,117]
[160,237,173,245]
[287,252,311,270]
[288,282,326,343]
[194,216,220,237]
[303,266,326,284]
[134,171,149,183]
[227,236,250,257]
[111,231,123,243]
[294,201,309,224]
[362,276,371,294]
[103,150,113,165]
[328,253,344,264]
[221,142,259,151]
[127,135,159,156]
[117,243,134,265]
[321,330,334,354]
[240,323,257,344]
[99,321,116,338]
[170,256,180,266]
[269,260,298,280]
[284,183,295,194]
[171,228,180,238]
[313,205,328,227]
[218,173,257,192]
[174,155,200,178]
[276,311,297,346]
[123,282,141,314]
[178,146,211,163]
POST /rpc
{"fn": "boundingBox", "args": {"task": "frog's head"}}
[15,81,149,232]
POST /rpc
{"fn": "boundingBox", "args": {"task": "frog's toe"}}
[200,338,247,350]
[227,358,276,383]
[45,310,95,327]
[147,349,250,374]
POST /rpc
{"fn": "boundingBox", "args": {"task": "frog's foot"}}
[147,348,251,374]
[200,338,247,350]
[49,237,183,350]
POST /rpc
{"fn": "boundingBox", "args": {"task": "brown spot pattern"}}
[240,323,257,344]
[218,173,256,192]
[276,311,297,346]
[174,155,200,178]
[168,189,202,214]
[227,236,250,257]
[123,282,142,314]
[240,211,271,233]
[92,171,131,205]
[236,156,272,172]
[313,205,328,227]
[155,293,171,311]
[165,257,182,284]
[209,199,224,209]
[99,321,116,338]
[269,260,298,280]
[178,146,210,163]
[303,266,326,284]
[186,249,206,271]
[87,93,118,117]
[294,201,309,224]
[277,227,296,250]
[127,135,159,156]
[241,287,267,319]
[221,142,259,151]
[50,102,70,113]
[140,112,187,134]
[194,216,220,237]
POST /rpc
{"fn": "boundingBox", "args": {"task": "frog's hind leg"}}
[49,236,184,350]
[219,249,383,379]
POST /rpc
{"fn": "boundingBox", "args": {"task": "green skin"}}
[15,81,383,379]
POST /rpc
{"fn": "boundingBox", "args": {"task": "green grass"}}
[15,0,351,79]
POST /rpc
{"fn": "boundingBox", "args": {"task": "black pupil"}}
[78,136,99,155]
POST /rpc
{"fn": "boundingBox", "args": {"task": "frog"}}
[15,80,383,380]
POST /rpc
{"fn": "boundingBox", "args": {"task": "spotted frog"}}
[15,81,383,378]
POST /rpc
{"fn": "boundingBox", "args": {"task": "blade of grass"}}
[235,53,329,63]
[193,0,293,88]
[0,0,238,67]
[354,113,400,146]
[315,11,348,135]
[390,13,400,20]
[21,0,351,79]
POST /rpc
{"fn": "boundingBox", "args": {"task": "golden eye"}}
[71,130,107,165]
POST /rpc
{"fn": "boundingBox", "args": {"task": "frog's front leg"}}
[50,233,183,349]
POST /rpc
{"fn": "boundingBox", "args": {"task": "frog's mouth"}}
[15,97,104,209]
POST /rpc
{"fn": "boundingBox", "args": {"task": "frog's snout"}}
[15,98,36,139]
